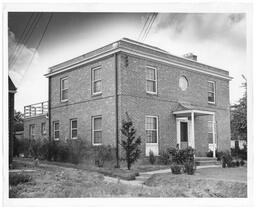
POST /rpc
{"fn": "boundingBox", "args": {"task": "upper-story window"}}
[208,81,216,104]
[146,66,157,94]
[70,119,78,139]
[92,67,102,95]
[60,77,68,102]
[179,76,189,91]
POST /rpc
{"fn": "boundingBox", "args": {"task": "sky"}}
[8,12,247,112]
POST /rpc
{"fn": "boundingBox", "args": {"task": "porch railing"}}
[24,101,48,118]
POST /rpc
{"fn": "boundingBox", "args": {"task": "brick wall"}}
[24,115,49,140]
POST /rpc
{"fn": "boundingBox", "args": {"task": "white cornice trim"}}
[45,46,232,81]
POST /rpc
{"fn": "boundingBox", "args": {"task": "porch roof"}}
[173,102,215,117]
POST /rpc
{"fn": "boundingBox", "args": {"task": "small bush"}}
[9,173,32,186]
[149,150,156,165]
[184,161,196,175]
[240,159,245,166]
[158,150,170,165]
[170,164,183,174]
[94,145,114,167]
[221,151,233,168]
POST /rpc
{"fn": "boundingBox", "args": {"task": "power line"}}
[141,13,155,42]
[11,13,42,68]
[25,13,53,73]
[137,13,150,41]
[141,13,158,42]
[9,13,35,65]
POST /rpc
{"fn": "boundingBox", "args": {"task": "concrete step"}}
[195,160,220,166]
[195,157,217,161]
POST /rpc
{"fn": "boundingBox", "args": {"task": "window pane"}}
[146,68,155,80]
[93,81,101,93]
[62,79,68,89]
[72,130,77,138]
[93,68,101,81]
[208,133,213,143]
[72,120,77,129]
[55,131,59,139]
[208,121,213,132]
[147,80,156,92]
[94,117,102,130]
[146,130,157,143]
[54,122,59,130]
[208,82,214,92]
[94,131,102,144]
[208,92,214,102]
[62,89,68,100]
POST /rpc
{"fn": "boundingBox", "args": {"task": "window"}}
[53,121,60,140]
[145,116,158,143]
[41,122,46,135]
[70,119,78,139]
[92,67,102,95]
[146,67,157,94]
[92,116,102,145]
[208,81,215,104]
[208,121,216,144]
[29,124,35,140]
[179,76,188,91]
[60,77,68,102]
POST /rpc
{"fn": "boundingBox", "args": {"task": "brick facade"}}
[24,115,48,140]
[24,38,231,158]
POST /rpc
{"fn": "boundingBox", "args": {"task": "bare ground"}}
[9,161,247,198]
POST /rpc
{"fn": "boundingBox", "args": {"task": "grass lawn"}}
[144,167,247,197]
[9,160,247,198]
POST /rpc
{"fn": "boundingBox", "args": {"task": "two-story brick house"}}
[24,38,232,158]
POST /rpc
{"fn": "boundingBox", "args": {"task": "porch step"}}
[195,159,220,166]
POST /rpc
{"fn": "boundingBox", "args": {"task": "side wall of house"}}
[23,115,49,140]
[118,53,231,156]
[49,55,116,146]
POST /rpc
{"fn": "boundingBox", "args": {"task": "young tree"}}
[231,75,247,142]
[120,112,141,170]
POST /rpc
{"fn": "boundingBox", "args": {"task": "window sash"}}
[53,122,59,140]
[92,116,102,145]
[208,121,216,144]
[92,67,102,94]
[70,119,78,139]
[41,123,46,135]
[29,125,35,139]
[145,116,158,144]
[208,81,215,103]
[146,67,157,93]
[61,78,68,101]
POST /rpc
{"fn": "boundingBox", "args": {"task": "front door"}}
[176,118,191,149]
[180,122,188,149]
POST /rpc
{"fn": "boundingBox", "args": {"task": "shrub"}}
[240,159,245,166]
[149,150,156,164]
[170,164,183,174]
[9,173,32,186]
[158,150,170,165]
[94,145,114,167]
[221,151,233,168]
[206,150,225,161]
[184,161,196,175]
[231,144,247,160]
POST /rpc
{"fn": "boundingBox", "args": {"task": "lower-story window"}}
[145,116,158,143]
[29,124,35,140]
[92,116,102,145]
[53,121,60,140]
[208,121,216,143]
[70,119,78,139]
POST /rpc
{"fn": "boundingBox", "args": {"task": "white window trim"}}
[70,119,78,139]
[208,81,216,104]
[145,115,158,144]
[146,66,157,95]
[53,121,60,141]
[29,124,35,140]
[41,122,46,135]
[92,66,102,95]
[92,116,102,146]
[60,77,68,102]
[208,120,216,144]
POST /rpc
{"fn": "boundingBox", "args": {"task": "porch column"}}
[191,111,195,148]
[212,113,216,158]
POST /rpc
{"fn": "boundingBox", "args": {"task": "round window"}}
[179,76,188,91]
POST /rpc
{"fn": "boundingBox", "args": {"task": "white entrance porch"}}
[173,107,216,158]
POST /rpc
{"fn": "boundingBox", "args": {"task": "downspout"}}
[48,77,51,142]
[114,52,120,168]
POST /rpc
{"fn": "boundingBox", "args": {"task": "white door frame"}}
[176,117,191,148]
